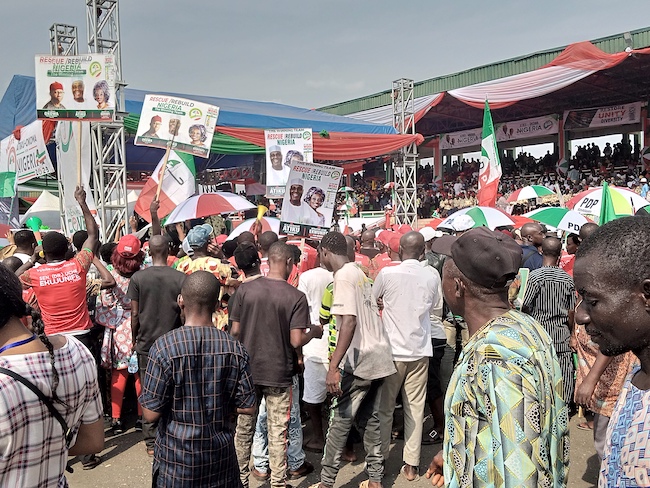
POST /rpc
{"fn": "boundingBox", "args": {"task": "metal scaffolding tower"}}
[50,24,79,234]
[86,0,128,241]
[50,24,79,56]
[391,78,418,226]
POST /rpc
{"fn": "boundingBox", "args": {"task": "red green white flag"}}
[134,150,196,222]
[477,100,502,207]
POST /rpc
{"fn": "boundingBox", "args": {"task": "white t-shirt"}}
[373,259,441,361]
[331,262,395,380]
[297,267,333,363]
[12,253,31,264]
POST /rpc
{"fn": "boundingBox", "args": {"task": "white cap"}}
[641,177,647,183]
[419,227,437,242]
[451,214,475,232]
[289,178,304,186]
[269,145,281,152]
[569,165,575,169]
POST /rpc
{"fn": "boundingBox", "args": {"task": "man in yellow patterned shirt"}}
[426,227,569,487]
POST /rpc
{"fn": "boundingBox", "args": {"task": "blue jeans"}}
[252,375,305,472]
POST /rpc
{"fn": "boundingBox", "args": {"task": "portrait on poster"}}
[279,160,341,238]
[35,54,116,121]
[134,94,219,159]
[264,128,313,198]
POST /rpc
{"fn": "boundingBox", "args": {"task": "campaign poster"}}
[0,120,55,186]
[495,115,558,142]
[265,128,313,198]
[35,54,116,121]
[55,121,97,235]
[563,102,641,130]
[279,161,341,239]
[439,128,482,151]
[134,94,219,159]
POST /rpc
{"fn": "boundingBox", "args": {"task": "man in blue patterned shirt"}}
[140,271,256,487]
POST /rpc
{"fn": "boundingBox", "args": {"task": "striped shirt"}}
[522,266,575,353]
[140,326,256,487]
[0,337,102,488]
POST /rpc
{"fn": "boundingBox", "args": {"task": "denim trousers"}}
[320,371,384,486]
[252,375,305,472]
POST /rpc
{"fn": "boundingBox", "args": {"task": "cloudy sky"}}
[1,1,648,110]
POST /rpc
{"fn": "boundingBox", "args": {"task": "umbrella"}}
[165,192,256,224]
[507,185,556,202]
[337,187,354,193]
[227,217,281,241]
[438,206,515,231]
[509,215,535,229]
[566,186,648,219]
[383,182,395,189]
[524,207,591,233]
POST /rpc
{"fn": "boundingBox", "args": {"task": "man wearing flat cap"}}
[43,82,66,109]
[425,227,569,487]
[142,115,162,138]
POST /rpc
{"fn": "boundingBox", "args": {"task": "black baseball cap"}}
[451,227,522,289]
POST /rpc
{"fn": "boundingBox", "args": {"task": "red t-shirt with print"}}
[20,249,94,335]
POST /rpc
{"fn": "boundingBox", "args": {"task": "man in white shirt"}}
[281,179,309,224]
[373,231,441,481]
[297,263,333,452]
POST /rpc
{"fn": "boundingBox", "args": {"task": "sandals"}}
[400,463,420,481]
[81,454,101,470]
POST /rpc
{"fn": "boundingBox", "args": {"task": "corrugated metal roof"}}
[321,26,650,116]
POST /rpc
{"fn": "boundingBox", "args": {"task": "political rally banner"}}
[495,115,559,142]
[265,128,313,198]
[0,120,55,191]
[439,128,482,151]
[134,94,219,159]
[563,102,641,130]
[35,54,116,121]
[279,161,341,239]
[55,121,97,234]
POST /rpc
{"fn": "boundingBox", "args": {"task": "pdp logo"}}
[303,131,312,140]
[88,61,102,78]
[189,108,203,120]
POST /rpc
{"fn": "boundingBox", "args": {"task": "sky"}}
[1,1,649,111]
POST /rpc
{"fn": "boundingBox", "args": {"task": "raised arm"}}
[150,198,162,236]
[75,186,98,253]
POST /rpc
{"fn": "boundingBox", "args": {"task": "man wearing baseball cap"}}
[142,115,162,138]
[426,227,568,487]
[43,81,66,109]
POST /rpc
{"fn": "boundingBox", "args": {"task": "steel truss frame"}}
[86,0,127,241]
[391,78,418,226]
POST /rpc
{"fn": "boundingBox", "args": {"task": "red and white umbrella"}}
[227,217,281,241]
[165,192,256,224]
[566,186,649,218]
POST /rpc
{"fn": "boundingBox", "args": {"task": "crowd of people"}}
[1,181,649,487]
[336,142,649,221]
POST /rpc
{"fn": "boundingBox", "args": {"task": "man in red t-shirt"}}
[18,186,99,339]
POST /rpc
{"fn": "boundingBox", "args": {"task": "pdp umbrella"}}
[523,207,591,233]
[506,185,556,202]
[337,187,355,193]
[438,206,515,231]
[227,217,281,241]
[165,192,256,224]
[566,186,649,219]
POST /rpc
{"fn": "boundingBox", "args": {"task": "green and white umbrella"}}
[337,186,354,193]
[438,206,515,231]
[507,185,556,202]
[523,207,591,233]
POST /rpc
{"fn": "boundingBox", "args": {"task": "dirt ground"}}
[66,412,599,487]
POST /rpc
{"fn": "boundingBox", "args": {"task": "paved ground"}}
[67,414,599,487]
